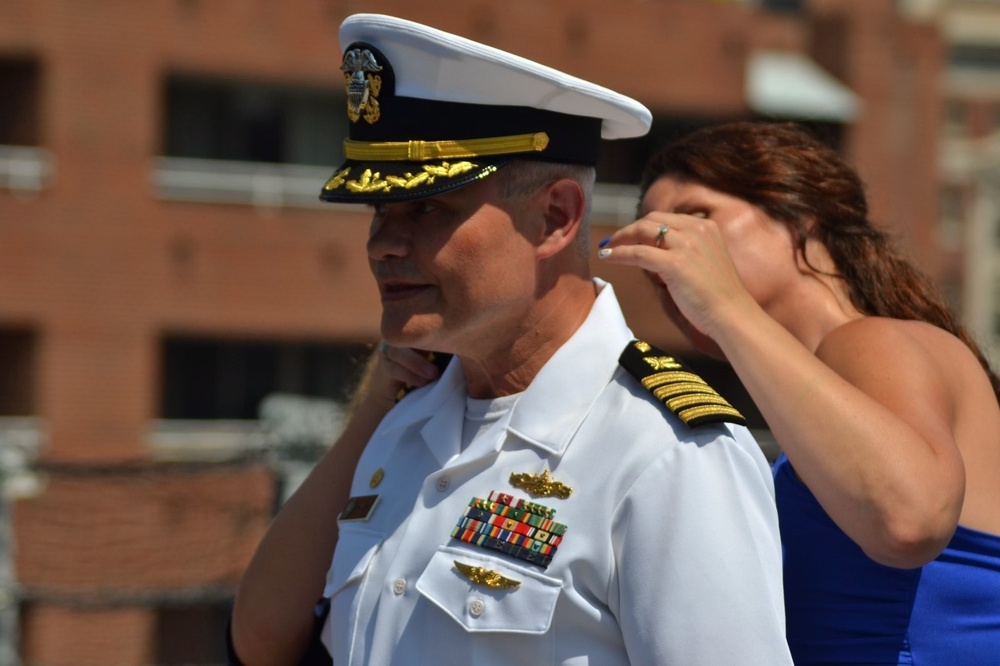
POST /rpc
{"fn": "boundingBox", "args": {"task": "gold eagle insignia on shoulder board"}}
[619,340,747,427]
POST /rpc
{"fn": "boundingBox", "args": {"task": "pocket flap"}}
[415,545,561,634]
[323,526,383,598]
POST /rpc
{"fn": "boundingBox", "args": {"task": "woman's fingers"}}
[596,241,674,272]
[600,215,679,251]
[596,212,749,340]
[380,344,440,388]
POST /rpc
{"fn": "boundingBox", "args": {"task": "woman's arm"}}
[600,214,966,567]
[711,308,964,568]
[230,346,439,665]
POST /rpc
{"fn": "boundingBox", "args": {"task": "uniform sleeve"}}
[610,429,793,665]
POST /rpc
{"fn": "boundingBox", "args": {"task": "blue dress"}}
[774,454,1000,665]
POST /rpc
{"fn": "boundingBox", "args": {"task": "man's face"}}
[366,175,539,356]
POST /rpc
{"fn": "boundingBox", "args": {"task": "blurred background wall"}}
[0,0,996,663]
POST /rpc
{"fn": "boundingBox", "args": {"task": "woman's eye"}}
[673,206,709,219]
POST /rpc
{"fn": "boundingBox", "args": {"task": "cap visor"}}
[320,158,508,203]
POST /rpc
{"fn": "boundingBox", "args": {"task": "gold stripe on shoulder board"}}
[618,340,747,427]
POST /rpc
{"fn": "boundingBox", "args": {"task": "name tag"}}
[339,494,380,521]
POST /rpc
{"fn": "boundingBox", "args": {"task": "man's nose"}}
[367,209,411,261]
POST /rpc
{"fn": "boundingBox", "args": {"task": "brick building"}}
[0,1,945,664]
[932,0,1000,364]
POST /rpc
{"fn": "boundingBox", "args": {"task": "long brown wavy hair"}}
[639,120,1000,401]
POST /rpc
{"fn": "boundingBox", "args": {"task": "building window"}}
[154,602,231,665]
[938,185,967,252]
[598,113,844,188]
[160,337,371,420]
[598,114,735,187]
[0,57,41,147]
[0,328,37,416]
[755,0,804,14]
[0,57,50,193]
[951,44,1000,71]
[944,100,967,138]
[163,75,345,166]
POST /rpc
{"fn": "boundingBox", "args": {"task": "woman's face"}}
[639,177,800,355]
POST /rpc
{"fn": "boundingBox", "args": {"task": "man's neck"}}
[459,275,597,399]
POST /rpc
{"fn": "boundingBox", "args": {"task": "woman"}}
[229,346,443,665]
[597,121,1000,664]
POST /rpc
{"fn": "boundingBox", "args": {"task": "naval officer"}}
[232,13,793,665]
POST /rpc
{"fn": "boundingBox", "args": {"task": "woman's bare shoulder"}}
[819,316,967,358]
[816,316,984,396]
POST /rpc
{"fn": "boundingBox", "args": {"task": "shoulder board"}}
[395,351,453,402]
[618,339,747,428]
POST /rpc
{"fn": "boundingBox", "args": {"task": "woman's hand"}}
[231,341,444,665]
[597,212,757,346]
[353,343,443,415]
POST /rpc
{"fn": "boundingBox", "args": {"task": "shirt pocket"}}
[323,525,384,599]
[415,545,562,634]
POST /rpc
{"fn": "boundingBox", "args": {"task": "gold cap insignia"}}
[341,47,383,124]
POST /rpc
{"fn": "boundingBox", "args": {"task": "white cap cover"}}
[321,13,652,203]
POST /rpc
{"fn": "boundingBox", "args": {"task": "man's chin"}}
[380,320,444,351]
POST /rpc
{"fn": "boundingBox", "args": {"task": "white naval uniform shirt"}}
[323,280,792,665]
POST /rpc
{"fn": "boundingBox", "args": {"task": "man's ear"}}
[536,178,586,259]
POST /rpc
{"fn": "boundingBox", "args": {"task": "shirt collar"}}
[373,278,633,463]
[502,278,632,455]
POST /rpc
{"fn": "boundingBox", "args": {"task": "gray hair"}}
[494,161,596,258]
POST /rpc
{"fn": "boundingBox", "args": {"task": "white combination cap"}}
[321,13,652,203]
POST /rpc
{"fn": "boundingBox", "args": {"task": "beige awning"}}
[746,50,861,122]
